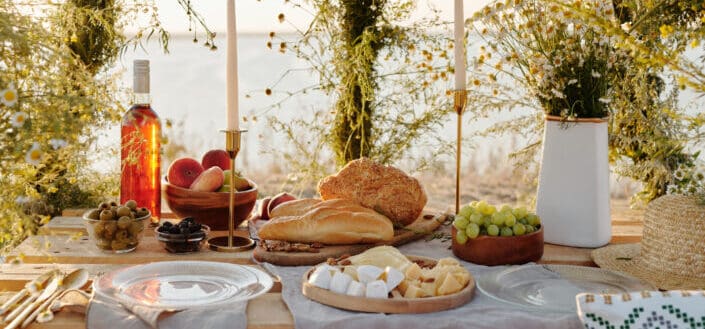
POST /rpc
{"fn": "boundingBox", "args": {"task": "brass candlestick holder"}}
[207,130,255,252]
[454,90,468,214]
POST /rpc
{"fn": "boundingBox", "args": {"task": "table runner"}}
[86,293,247,329]
[263,236,582,329]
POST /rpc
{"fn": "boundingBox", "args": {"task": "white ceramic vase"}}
[536,115,611,248]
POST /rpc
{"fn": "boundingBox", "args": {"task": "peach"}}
[190,166,225,192]
[202,149,230,170]
[267,192,297,215]
[258,197,272,219]
[167,158,204,188]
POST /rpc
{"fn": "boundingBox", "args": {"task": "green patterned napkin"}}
[577,291,705,329]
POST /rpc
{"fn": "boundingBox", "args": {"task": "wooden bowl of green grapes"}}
[451,201,544,266]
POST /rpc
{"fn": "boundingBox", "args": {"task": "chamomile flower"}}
[48,139,67,150]
[1,86,18,107]
[25,142,42,166]
[674,168,686,181]
[620,22,632,32]
[10,111,28,128]
[666,184,678,195]
[550,89,565,99]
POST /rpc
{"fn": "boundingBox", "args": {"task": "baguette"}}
[258,198,394,245]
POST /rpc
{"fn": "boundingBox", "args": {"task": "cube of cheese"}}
[420,281,436,297]
[308,267,333,290]
[357,265,384,284]
[437,273,463,296]
[345,280,365,297]
[330,272,353,294]
[436,257,460,267]
[365,280,389,299]
[432,267,453,291]
[452,272,471,288]
[383,266,404,292]
[397,279,411,294]
[403,285,423,298]
[404,263,422,281]
[342,266,358,281]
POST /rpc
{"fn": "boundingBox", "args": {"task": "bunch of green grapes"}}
[452,201,542,244]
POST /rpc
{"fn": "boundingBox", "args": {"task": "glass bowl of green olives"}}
[82,200,151,253]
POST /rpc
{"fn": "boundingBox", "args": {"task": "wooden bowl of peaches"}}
[451,201,543,266]
[163,150,257,231]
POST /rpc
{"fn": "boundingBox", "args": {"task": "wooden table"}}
[1,205,643,329]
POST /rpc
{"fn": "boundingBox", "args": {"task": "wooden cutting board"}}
[252,209,447,266]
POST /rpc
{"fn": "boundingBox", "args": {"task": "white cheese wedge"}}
[348,246,413,272]
[308,266,333,290]
[329,272,353,294]
[345,280,365,297]
[365,280,388,299]
[356,265,384,284]
[383,266,405,292]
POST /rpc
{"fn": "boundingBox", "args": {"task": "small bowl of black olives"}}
[83,200,150,253]
[155,217,210,253]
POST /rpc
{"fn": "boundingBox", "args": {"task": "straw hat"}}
[592,194,705,290]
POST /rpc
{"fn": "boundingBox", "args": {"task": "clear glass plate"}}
[94,261,273,310]
[477,264,651,313]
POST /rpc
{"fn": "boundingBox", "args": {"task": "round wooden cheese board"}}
[301,255,475,314]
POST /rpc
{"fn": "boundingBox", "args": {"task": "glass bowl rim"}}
[82,209,151,222]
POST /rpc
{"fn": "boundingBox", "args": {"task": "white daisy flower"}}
[48,139,67,150]
[674,168,686,181]
[591,70,602,78]
[10,111,28,128]
[666,184,678,195]
[15,196,31,204]
[621,22,632,32]
[1,86,18,107]
[25,142,42,166]
[598,97,611,104]
[550,89,565,99]
[567,79,578,85]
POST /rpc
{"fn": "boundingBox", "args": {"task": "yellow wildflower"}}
[659,25,674,38]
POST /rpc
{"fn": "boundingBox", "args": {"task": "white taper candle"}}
[226,0,240,131]
[454,0,466,90]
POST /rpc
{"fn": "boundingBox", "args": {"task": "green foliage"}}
[259,0,456,173]
[331,0,386,164]
[0,0,213,252]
